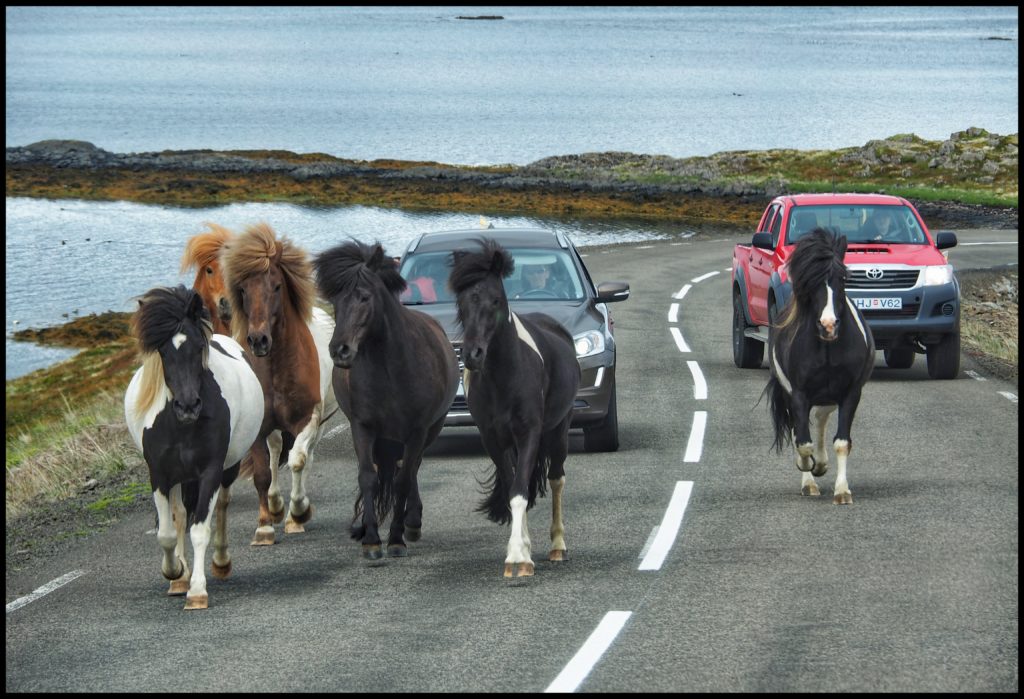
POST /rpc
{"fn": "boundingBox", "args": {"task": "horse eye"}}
[206,266,214,275]
[274,283,282,292]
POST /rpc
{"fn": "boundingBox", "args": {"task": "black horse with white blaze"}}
[765,228,874,504]
[449,238,580,578]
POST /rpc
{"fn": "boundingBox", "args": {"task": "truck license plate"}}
[853,297,902,310]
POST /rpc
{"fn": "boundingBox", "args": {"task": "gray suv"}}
[398,228,630,452]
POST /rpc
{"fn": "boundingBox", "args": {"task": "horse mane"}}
[449,238,514,294]
[777,227,848,331]
[179,222,236,274]
[221,222,316,337]
[130,285,213,417]
[313,239,407,299]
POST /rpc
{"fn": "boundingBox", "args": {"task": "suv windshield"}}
[399,247,585,304]
[787,205,928,245]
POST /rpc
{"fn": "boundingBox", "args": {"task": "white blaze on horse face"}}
[172,332,187,350]
[511,312,544,363]
[819,282,838,335]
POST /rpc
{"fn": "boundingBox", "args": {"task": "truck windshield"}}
[787,205,927,245]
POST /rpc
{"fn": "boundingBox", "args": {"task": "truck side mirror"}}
[752,232,774,250]
[595,281,630,303]
[933,231,958,250]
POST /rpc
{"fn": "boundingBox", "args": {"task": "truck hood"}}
[404,299,604,343]
[844,243,949,265]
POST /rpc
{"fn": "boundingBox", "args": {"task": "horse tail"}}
[476,446,517,524]
[765,375,793,453]
[475,447,548,524]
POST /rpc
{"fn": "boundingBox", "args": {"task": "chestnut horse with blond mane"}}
[221,222,338,545]
[180,223,236,336]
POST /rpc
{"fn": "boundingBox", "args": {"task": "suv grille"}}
[847,269,920,290]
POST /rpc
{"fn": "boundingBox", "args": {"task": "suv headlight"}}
[574,330,605,358]
[923,264,954,286]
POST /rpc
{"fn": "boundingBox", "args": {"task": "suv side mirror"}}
[934,231,958,250]
[752,232,774,250]
[595,281,630,303]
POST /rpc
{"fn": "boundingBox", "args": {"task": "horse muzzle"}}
[247,332,271,357]
[462,345,486,371]
[172,397,203,425]
[817,321,840,343]
[332,344,356,369]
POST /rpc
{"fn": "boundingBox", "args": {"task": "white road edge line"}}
[687,361,707,400]
[6,570,86,614]
[965,370,987,381]
[670,327,690,353]
[691,270,720,283]
[324,422,349,439]
[545,611,633,693]
[672,284,692,300]
[684,411,707,463]
[668,303,679,324]
[998,391,1018,403]
[638,481,694,571]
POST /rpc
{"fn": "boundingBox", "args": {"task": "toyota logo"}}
[866,268,884,280]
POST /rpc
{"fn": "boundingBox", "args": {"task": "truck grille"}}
[451,343,468,411]
[847,269,920,290]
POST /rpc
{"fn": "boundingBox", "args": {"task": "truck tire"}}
[732,290,764,368]
[583,381,619,452]
[926,332,961,379]
[884,346,915,369]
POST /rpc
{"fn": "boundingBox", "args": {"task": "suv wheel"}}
[884,346,916,369]
[926,332,961,379]
[732,289,764,368]
[583,381,619,452]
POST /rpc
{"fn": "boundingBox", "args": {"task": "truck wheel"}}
[926,332,961,379]
[732,290,764,368]
[583,381,619,452]
[884,346,915,369]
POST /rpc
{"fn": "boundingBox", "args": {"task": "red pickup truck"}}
[731,193,961,379]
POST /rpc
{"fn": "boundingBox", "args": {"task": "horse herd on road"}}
[124,222,871,609]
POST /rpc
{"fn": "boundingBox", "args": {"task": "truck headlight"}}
[574,330,605,358]
[923,264,953,286]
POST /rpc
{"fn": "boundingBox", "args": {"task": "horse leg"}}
[831,390,863,505]
[504,433,540,578]
[249,438,277,546]
[266,430,286,524]
[810,404,835,478]
[210,485,232,579]
[545,421,571,562]
[352,426,384,559]
[154,486,189,596]
[285,414,320,534]
[168,485,191,595]
[184,473,223,611]
[404,422,442,543]
[387,436,429,556]
[790,392,816,472]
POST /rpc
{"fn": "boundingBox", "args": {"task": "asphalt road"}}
[5,228,1018,692]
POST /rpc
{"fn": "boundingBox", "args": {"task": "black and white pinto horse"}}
[766,228,874,504]
[449,239,580,577]
[124,286,263,609]
[313,240,460,560]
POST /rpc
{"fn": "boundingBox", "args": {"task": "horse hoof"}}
[289,503,314,526]
[387,544,408,558]
[251,527,275,546]
[183,593,208,610]
[405,526,421,543]
[211,560,232,579]
[518,562,535,577]
[812,463,829,477]
[833,492,853,505]
[362,544,384,560]
[801,483,821,497]
[549,549,568,562]
[284,518,306,535]
[167,578,189,596]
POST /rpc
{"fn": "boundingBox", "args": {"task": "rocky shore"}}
[6,128,1018,229]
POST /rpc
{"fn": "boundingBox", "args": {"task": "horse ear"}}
[187,289,205,320]
[368,243,385,270]
[490,248,514,279]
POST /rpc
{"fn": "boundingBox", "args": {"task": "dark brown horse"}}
[180,223,236,336]
[449,238,580,578]
[220,222,338,545]
[313,240,459,560]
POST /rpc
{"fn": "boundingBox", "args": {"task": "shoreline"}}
[6,129,1018,230]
